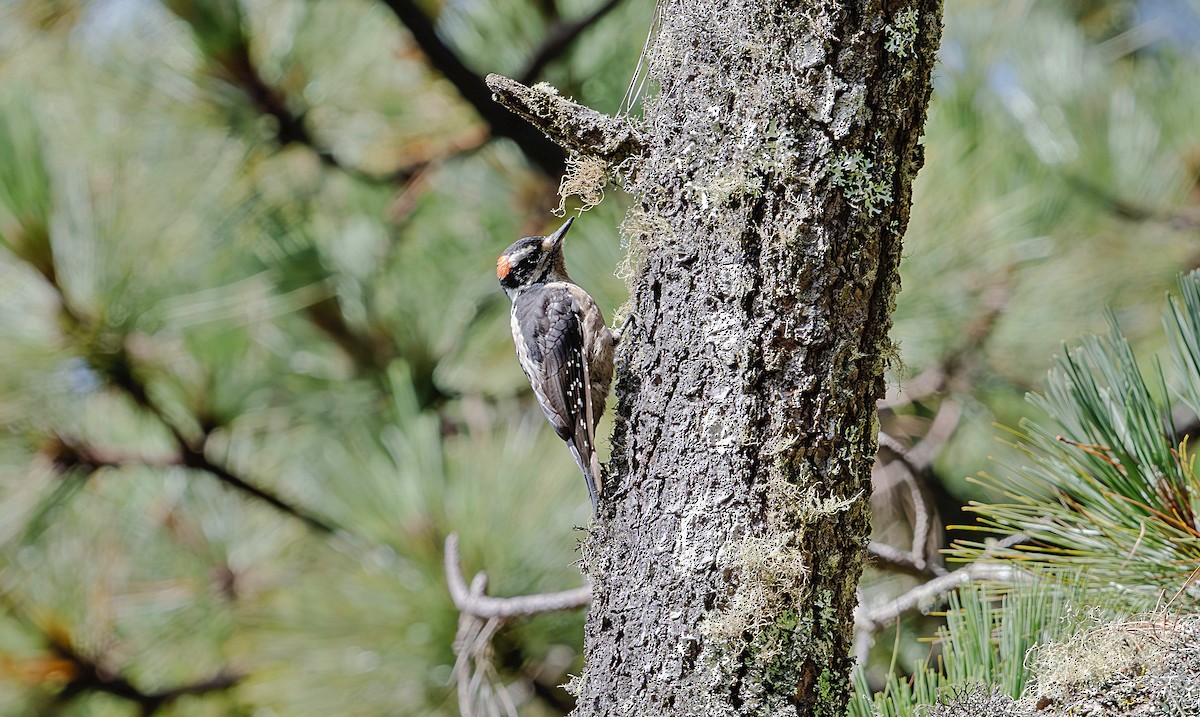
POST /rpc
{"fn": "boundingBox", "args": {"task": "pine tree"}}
[1,0,1200,715]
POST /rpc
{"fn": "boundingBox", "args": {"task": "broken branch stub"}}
[485,74,647,164]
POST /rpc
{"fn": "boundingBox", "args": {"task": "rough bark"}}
[492,0,943,713]
[583,0,942,714]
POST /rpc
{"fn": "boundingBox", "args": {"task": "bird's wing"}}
[512,285,600,507]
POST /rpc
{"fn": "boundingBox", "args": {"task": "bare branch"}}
[878,431,931,556]
[903,400,963,471]
[856,534,1031,636]
[855,536,1031,664]
[872,279,1009,585]
[867,541,947,579]
[452,574,518,717]
[875,419,958,575]
[486,74,647,164]
[856,562,1025,634]
[445,534,590,717]
[516,0,627,85]
[444,534,591,619]
[874,401,962,570]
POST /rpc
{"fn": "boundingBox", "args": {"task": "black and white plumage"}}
[497,217,621,513]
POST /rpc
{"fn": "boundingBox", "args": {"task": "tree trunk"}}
[581,1,943,715]
[491,0,942,713]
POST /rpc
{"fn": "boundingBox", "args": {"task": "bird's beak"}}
[542,216,574,252]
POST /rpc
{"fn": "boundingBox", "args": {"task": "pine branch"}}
[0,594,240,716]
[303,296,397,376]
[1,101,344,535]
[1065,173,1200,230]
[955,290,1200,586]
[48,629,240,715]
[162,0,440,186]
[98,343,340,535]
[377,0,566,174]
[516,0,626,85]
[54,289,340,534]
[854,535,1032,667]
[43,434,182,475]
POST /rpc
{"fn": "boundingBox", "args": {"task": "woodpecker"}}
[497,217,624,513]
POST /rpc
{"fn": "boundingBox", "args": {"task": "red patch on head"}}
[496,255,511,280]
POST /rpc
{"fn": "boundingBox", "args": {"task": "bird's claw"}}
[613,312,638,344]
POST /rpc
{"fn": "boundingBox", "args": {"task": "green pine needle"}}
[952,272,1200,590]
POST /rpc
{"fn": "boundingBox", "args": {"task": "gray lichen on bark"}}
[486,74,647,165]
[489,0,943,713]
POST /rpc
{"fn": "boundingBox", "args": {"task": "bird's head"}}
[496,216,573,296]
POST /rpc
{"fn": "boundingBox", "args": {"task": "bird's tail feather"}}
[567,440,599,515]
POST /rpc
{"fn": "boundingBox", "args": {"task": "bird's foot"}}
[612,312,638,345]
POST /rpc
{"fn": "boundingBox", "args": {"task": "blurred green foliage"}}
[895,0,1200,492]
[0,0,1198,714]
